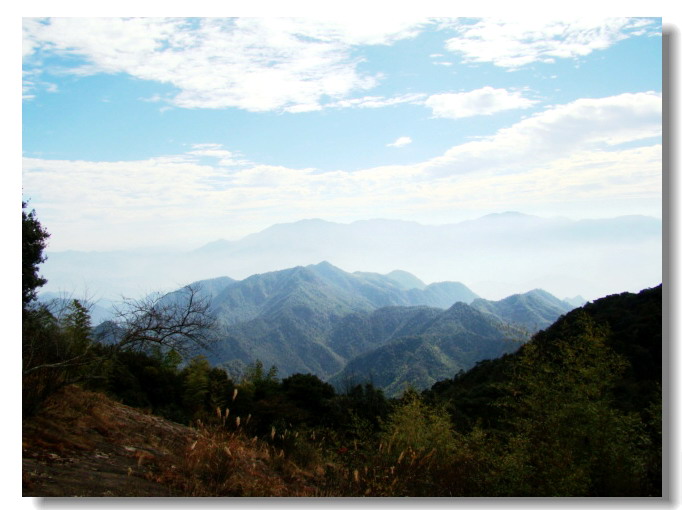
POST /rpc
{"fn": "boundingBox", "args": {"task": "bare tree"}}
[103,283,217,357]
[23,283,216,416]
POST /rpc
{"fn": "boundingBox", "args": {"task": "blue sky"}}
[21,16,663,251]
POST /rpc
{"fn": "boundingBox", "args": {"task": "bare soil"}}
[22,385,196,497]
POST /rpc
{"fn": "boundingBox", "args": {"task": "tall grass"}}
[156,421,323,496]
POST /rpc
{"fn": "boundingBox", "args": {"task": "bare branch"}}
[105,284,216,358]
[22,351,93,376]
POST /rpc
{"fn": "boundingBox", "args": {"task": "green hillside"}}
[330,302,529,396]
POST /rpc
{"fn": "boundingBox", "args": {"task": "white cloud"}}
[22,18,45,58]
[188,147,233,159]
[387,136,413,148]
[277,17,429,45]
[22,17,429,112]
[444,18,659,69]
[187,144,250,167]
[22,93,661,250]
[326,93,426,110]
[426,91,661,176]
[421,145,661,213]
[425,87,536,119]
[20,17,661,113]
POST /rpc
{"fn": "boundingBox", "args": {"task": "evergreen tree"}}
[22,201,50,308]
[493,311,649,496]
[182,356,212,418]
[62,299,92,356]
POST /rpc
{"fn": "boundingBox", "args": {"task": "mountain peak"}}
[524,288,561,300]
[310,260,337,269]
[469,287,573,332]
[384,270,426,290]
[564,295,588,307]
[292,218,334,226]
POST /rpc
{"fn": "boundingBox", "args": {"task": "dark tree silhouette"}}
[22,201,50,308]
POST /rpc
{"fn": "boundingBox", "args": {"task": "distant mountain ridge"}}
[41,213,661,303]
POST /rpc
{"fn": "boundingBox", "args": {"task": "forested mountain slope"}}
[329,302,529,396]
[469,288,574,332]
[423,284,662,496]
[97,262,575,391]
[425,284,662,438]
[192,262,483,379]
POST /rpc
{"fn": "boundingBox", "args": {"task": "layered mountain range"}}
[152,262,576,396]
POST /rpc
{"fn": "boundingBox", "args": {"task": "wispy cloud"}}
[425,87,536,119]
[22,17,429,112]
[325,93,427,110]
[387,136,413,148]
[443,17,659,69]
[22,17,658,114]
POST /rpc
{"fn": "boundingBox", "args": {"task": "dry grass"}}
[154,423,324,496]
[23,385,326,497]
[23,385,192,456]
[23,385,457,497]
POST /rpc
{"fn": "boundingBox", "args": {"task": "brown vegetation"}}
[22,385,321,497]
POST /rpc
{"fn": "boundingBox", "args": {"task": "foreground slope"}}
[23,385,319,497]
[23,385,194,496]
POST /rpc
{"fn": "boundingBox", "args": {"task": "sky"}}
[21,16,663,252]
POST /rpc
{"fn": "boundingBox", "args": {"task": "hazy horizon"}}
[40,210,662,253]
[38,212,662,304]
